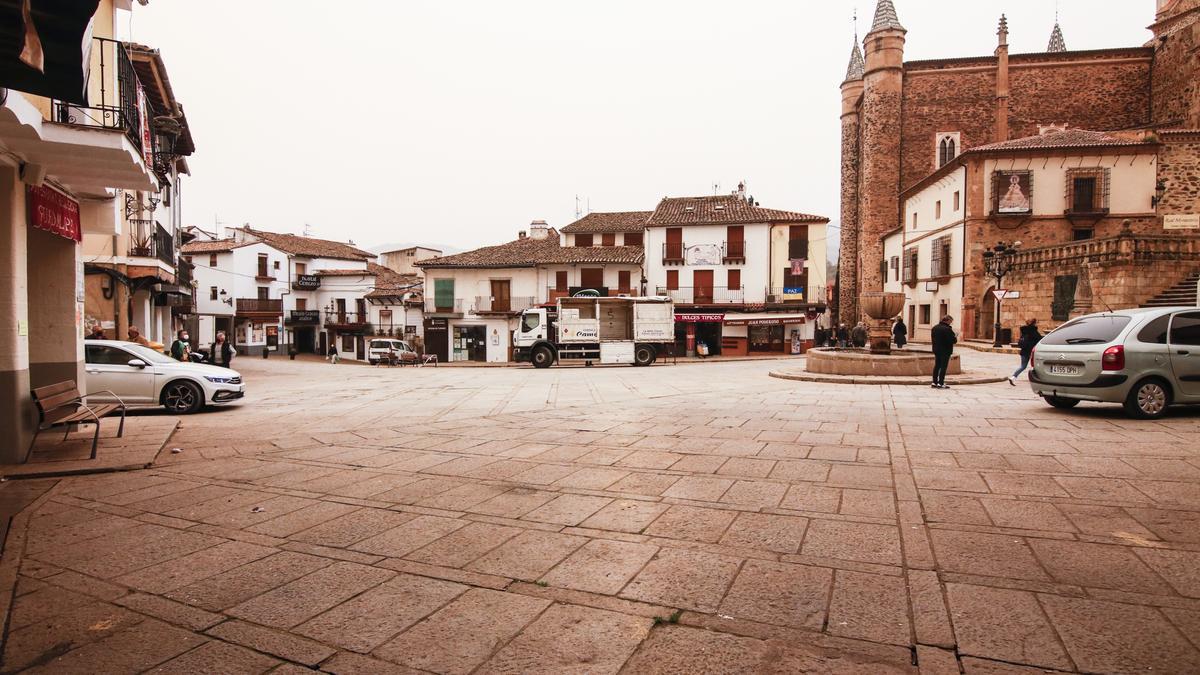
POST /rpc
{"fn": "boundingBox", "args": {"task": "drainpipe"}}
[960,163,970,334]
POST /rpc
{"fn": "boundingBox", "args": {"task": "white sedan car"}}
[84,340,245,414]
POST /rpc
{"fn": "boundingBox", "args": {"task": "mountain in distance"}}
[366,241,462,256]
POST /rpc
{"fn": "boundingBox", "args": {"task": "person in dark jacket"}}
[210,331,236,368]
[836,323,850,349]
[930,315,957,389]
[892,318,908,349]
[850,322,869,349]
[1009,318,1042,385]
[169,330,191,362]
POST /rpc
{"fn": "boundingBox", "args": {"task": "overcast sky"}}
[124,1,1153,253]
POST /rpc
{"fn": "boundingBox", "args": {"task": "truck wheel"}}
[531,346,554,369]
[633,345,655,367]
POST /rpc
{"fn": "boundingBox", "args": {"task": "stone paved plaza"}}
[2,353,1200,673]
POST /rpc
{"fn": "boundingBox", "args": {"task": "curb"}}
[768,370,1008,386]
[1,420,180,481]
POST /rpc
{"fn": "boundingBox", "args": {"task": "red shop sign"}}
[27,185,81,242]
[675,313,724,323]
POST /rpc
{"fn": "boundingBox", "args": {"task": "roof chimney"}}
[736,181,747,202]
[528,220,549,240]
[518,231,527,239]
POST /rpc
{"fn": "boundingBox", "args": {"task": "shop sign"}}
[27,185,81,241]
[1164,214,1200,230]
[724,316,807,326]
[675,313,725,323]
[685,244,721,266]
[293,274,321,290]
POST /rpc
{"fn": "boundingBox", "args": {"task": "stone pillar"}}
[0,166,33,461]
[685,323,696,357]
[858,16,906,302]
[995,16,1010,143]
[839,70,864,324]
[26,225,84,392]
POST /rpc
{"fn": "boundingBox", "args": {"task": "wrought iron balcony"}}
[656,286,745,304]
[324,311,371,329]
[50,37,145,154]
[765,286,827,305]
[426,298,464,314]
[474,296,536,314]
[662,242,686,264]
[127,220,174,267]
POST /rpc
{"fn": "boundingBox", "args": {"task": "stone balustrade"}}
[1009,233,1200,271]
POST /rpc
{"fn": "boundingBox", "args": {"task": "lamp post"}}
[982,241,1019,348]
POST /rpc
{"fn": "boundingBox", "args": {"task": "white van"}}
[367,338,415,365]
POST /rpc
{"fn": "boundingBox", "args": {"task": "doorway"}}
[693,270,714,304]
[980,287,996,340]
[453,325,487,362]
[491,280,511,312]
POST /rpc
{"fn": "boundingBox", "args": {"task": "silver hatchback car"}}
[1029,307,1200,419]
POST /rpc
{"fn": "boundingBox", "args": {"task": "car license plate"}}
[1048,364,1080,376]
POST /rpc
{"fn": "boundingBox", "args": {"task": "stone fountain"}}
[802,291,961,378]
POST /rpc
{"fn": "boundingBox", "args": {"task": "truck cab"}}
[513,307,551,360]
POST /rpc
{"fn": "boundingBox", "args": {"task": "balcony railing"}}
[51,37,144,153]
[236,299,283,315]
[127,220,174,266]
[324,311,371,327]
[656,286,746,304]
[1008,232,1200,271]
[663,242,686,264]
[426,298,464,314]
[765,286,827,304]
[474,296,536,313]
[723,240,746,262]
[546,287,637,301]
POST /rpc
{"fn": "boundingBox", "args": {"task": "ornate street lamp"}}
[982,241,1020,348]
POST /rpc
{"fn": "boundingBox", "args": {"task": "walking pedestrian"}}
[169,329,192,362]
[892,317,908,349]
[1009,318,1042,385]
[836,323,850,349]
[930,315,957,389]
[210,331,236,368]
[328,344,339,364]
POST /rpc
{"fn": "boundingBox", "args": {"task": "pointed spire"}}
[1047,22,1067,52]
[845,39,865,82]
[869,0,905,33]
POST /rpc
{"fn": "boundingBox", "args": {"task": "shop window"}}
[1066,168,1109,214]
[920,305,932,324]
[575,233,593,247]
[624,232,643,247]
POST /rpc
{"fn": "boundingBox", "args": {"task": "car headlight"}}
[204,376,235,384]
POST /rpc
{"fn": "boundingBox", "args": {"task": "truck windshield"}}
[521,313,541,332]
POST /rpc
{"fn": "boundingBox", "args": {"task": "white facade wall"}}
[563,232,641,247]
[644,223,772,302]
[769,222,828,297]
[889,171,968,342]
[982,153,1156,216]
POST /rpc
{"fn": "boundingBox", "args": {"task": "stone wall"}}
[1159,133,1200,214]
[1153,1,1200,127]
[839,113,861,323]
[900,67,996,190]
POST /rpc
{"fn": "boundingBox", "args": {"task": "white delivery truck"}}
[513,296,675,368]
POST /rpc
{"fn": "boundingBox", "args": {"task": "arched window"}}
[936,132,960,168]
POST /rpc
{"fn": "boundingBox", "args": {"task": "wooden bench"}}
[28,381,126,463]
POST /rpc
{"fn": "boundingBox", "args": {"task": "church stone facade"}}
[840,0,1200,337]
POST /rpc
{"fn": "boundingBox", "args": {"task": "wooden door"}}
[491,280,511,312]
[665,228,683,261]
[694,270,714,304]
[580,268,604,291]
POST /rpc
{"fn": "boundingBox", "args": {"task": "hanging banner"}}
[27,185,81,242]
[137,81,154,168]
[790,258,807,275]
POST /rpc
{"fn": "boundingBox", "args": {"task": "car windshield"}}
[1040,315,1132,346]
[123,343,178,364]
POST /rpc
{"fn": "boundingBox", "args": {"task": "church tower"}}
[838,38,865,323]
[855,0,906,304]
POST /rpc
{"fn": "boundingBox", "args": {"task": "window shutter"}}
[434,279,454,309]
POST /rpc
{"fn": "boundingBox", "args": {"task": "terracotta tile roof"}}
[314,268,373,277]
[238,227,375,261]
[969,128,1153,153]
[560,211,651,234]
[416,229,644,268]
[180,239,245,254]
[646,194,828,227]
[366,263,422,300]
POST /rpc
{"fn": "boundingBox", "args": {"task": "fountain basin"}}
[805,348,961,377]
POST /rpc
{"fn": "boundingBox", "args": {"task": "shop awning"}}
[723,313,809,326]
[0,0,102,104]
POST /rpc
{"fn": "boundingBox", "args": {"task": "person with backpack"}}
[1009,318,1042,385]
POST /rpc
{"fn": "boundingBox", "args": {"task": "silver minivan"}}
[1030,307,1200,419]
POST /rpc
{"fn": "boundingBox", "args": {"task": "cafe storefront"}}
[673,312,724,357]
[722,313,814,356]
